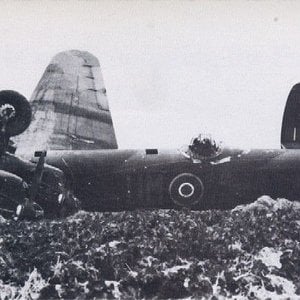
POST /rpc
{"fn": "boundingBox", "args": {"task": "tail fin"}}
[15,50,118,156]
[281,83,300,149]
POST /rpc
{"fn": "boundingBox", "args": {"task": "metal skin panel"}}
[14,50,118,156]
[40,147,300,212]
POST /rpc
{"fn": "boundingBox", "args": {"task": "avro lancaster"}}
[0,50,299,219]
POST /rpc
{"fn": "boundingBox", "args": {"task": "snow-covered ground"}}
[0,196,300,299]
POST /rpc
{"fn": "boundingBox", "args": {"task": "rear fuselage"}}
[43,147,300,211]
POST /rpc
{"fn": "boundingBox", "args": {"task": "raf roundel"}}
[169,173,204,207]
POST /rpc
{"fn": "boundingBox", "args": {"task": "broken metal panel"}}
[15,50,118,155]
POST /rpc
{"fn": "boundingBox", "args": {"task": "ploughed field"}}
[0,196,300,299]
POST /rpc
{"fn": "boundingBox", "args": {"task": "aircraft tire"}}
[169,173,204,207]
[0,90,32,137]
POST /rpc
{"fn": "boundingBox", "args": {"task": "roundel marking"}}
[169,173,204,207]
[178,182,195,198]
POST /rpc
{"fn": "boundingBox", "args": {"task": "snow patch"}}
[55,284,63,298]
[109,240,121,248]
[95,240,121,252]
[246,275,297,299]
[76,279,89,294]
[17,268,48,300]
[139,256,158,267]
[0,280,18,299]
[0,215,7,224]
[229,240,243,251]
[162,259,192,276]
[105,281,121,299]
[71,260,85,271]
[51,256,63,277]
[66,210,93,223]
[266,274,296,296]
[129,270,138,278]
[95,244,106,253]
[256,247,282,268]
[211,271,225,298]
[184,277,190,288]
[232,195,300,213]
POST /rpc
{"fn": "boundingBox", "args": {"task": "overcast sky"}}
[0,0,300,149]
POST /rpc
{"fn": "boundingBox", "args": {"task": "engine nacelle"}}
[0,170,45,219]
[0,170,27,218]
[37,165,80,218]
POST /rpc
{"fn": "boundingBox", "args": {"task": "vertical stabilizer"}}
[15,50,118,156]
[281,83,300,149]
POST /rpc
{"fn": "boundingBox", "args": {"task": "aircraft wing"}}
[281,83,300,149]
[15,50,118,156]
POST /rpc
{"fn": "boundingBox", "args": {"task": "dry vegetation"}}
[0,196,300,299]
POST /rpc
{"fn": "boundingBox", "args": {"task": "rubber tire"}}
[0,90,31,136]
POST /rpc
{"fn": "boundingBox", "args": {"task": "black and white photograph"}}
[0,0,300,299]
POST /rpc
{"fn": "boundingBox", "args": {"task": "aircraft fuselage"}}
[43,147,300,211]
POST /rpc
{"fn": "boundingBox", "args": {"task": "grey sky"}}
[0,0,300,149]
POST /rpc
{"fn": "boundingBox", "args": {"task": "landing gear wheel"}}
[169,173,204,207]
[0,90,32,137]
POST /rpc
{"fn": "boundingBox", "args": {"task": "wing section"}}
[281,83,300,149]
[15,50,118,155]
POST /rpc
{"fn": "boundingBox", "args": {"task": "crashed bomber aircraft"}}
[0,50,299,219]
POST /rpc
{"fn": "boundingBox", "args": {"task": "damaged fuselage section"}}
[0,91,79,220]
